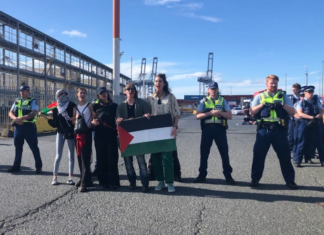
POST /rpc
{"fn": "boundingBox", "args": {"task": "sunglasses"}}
[305,90,314,93]
[126,88,135,91]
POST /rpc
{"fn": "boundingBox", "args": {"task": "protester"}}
[116,83,151,193]
[194,82,236,185]
[147,73,181,193]
[249,75,297,189]
[75,88,95,192]
[8,85,43,173]
[92,87,120,190]
[40,89,76,185]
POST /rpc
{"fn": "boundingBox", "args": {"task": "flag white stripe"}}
[129,127,174,145]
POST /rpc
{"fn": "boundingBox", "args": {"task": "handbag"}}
[74,103,90,134]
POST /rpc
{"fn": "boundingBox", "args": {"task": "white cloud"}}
[185,13,222,23]
[167,3,203,9]
[144,0,182,5]
[62,30,87,38]
[309,71,319,75]
[48,29,55,33]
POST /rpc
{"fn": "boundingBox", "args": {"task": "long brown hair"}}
[125,82,138,99]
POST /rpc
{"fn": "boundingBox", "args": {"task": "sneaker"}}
[67,178,75,185]
[7,167,21,173]
[167,183,175,193]
[51,177,58,185]
[155,181,166,191]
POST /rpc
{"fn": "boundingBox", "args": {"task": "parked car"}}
[231,107,244,115]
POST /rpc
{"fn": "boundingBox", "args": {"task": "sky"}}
[1,0,324,99]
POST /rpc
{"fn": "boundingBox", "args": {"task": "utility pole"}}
[130,56,132,79]
[322,61,324,98]
[113,0,120,103]
[285,74,287,91]
[306,66,308,86]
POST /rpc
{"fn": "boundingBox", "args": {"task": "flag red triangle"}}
[118,125,134,153]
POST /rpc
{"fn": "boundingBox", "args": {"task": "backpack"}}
[74,103,90,134]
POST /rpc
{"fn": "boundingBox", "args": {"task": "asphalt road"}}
[0,115,324,235]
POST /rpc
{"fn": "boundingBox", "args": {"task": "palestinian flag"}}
[118,113,177,157]
[40,102,57,115]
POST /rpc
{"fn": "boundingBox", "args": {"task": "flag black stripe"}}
[119,113,173,132]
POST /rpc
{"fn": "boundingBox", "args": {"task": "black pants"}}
[77,129,93,187]
[95,131,120,186]
[148,150,181,178]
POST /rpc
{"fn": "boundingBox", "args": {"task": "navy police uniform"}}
[195,82,234,183]
[8,85,42,172]
[250,90,296,188]
[295,86,324,165]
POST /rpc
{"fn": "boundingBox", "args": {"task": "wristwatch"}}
[173,125,178,129]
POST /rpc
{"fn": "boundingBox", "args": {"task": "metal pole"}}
[306,66,308,86]
[113,0,121,103]
[16,21,20,95]
[130,56,132,79]
[322,61,324,98]
[285,74,287,91]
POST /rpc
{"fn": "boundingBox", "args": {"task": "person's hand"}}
[271,102,283,110]
[143,113,151,119]
[171,127,177,139]
[14,117,23,125]
[116,118,123,125]
[210,110,221,117]
[91,119,100,126]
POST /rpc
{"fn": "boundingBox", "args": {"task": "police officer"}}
[194,82,236,185]
[287,83,301,151]
[295,85,324,166]
[292,87,306,167]
[7,85,43,173]
[249,75,297,189]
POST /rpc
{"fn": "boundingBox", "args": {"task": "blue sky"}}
[1,0,324,98]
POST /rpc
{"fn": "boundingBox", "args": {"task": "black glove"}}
[269,102,283,110]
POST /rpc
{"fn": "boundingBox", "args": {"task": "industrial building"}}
[0,11,131,125]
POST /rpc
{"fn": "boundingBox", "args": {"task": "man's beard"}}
[269,87,277,92]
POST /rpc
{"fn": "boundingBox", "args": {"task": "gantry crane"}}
[198,52,213,95]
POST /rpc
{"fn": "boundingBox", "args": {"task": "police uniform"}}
[287,93,300,151]
[292,87,306,166]
[8,85,43,172]
[295,86,324,165]
[195,82,235,184]
[250,90,296,188]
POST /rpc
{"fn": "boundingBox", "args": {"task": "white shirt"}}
[77,103,91,127]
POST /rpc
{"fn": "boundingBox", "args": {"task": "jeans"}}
[53,132,75,175]
[13,123,42,169]
[124,155,149,187]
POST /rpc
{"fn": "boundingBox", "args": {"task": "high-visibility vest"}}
[259,91,284,122]
[204,96,224,124]
[15,98,37,123]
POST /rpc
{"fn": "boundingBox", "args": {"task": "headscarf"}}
[56,89,70,121]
